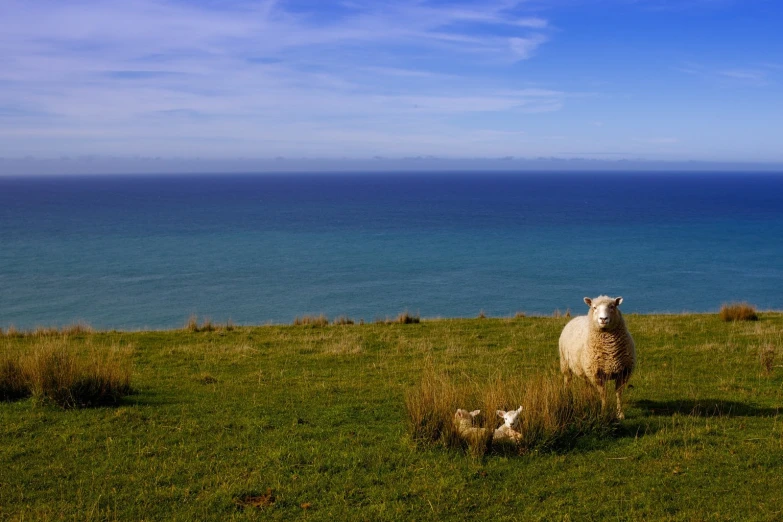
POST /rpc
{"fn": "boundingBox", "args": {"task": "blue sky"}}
[1,0,781,164]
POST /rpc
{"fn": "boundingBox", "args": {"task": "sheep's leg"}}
[596,381,607,413]
[615,376,630,420]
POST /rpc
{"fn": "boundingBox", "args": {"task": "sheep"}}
[493,406,523,444]
[453,409,488,441]
[559,295,636,419]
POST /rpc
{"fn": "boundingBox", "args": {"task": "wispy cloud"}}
[509,34,549,60]
[0,0,566,157]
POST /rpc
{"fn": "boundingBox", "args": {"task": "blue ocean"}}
[1,172,782,330]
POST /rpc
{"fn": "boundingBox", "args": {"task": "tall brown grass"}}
[719,302,758,322]
[332,316,355,326]
[0,340,132,408]
[293,314,330,327]
[374,311,421,325]
[0,355,30,401]
[760,344,776,376]
[405,364,615,457]
[1,322,94,338]
[185,315,216,332]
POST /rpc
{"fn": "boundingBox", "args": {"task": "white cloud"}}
[0,0,565,157]
[508,34,548,60]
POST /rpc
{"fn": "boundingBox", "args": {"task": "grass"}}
[720,302,759,322]
[1,339,133,408]
[292,314,330,327]
[405,364,615,457]
[1,313,782,520]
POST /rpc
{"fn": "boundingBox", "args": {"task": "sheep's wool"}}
[559,295,636,418]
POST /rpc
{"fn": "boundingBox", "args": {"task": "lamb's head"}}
[584,295,624,330]
[454,409,481,424]
[496,406,523,429]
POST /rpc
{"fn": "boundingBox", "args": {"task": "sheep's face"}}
[455,409,481,423]
[584,296,623,329]
[496,406,523,429]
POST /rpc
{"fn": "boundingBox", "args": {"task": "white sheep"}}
[493,406,523,444]
[559,296,636,419]
[453,409,488,441]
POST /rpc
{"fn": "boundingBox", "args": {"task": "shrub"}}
[719,302,758,322]
[514,312,526,319]
[405,365,615,457]
[293,315,329,327]
[477,310,487,319]
[21,340,133,409]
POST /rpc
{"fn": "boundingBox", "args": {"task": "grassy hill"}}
[1,313,782,520]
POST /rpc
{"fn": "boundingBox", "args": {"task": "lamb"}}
[559,296,636,419]
[453,409,488,441]
[493,406,523,444]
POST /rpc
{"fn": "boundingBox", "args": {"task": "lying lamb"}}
[493,406,523,444]
[453,409,487,441]
[559,295,636,419]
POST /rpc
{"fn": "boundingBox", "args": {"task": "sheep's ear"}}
[516,406,524,414]
[470,410,480,418]
[496,410,506,418]
[614,297,623,306]
[584,297,592,306]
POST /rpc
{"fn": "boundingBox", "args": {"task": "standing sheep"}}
[559,296,636,419]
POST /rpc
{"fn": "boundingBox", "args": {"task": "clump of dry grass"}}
[405,365,615,457]
[0,355,30,401]
[394,311,421,324]
[332,316,355,326]
[0,340,133,408]
[760,344,776,376]
[720,302,758,322]
[477,310,487,319]
[293,315,329,327]
[514,312,526,319]
[2,322,94,338]
[375,311,421,325]
[185,315,216,332]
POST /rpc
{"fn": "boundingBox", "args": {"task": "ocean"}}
[1,172,782,330]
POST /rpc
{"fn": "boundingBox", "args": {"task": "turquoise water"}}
[1,172,782,330]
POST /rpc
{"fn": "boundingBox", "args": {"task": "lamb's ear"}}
[615,297,623,306]
[496,410,506,418]
[470,410,481,418]
[584,297,592,306]
[516,406,524,414]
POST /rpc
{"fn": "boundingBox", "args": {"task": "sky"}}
[1,0,782,170]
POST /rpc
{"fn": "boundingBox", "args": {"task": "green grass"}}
[1,313,782,520]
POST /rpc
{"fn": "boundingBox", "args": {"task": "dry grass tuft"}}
[514,311,526,319]
[405,365,615,457]
[760,344,776,376]
[185,315,216,332]
[0,355,31,401]
[293,315,330,327]
[477,310,487,319]
[59,321,94,336]
[2,322,94,338]
[394,311,421,324]
[719,302,758,322]
[332,316,355,326]
[3,340,134,408]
